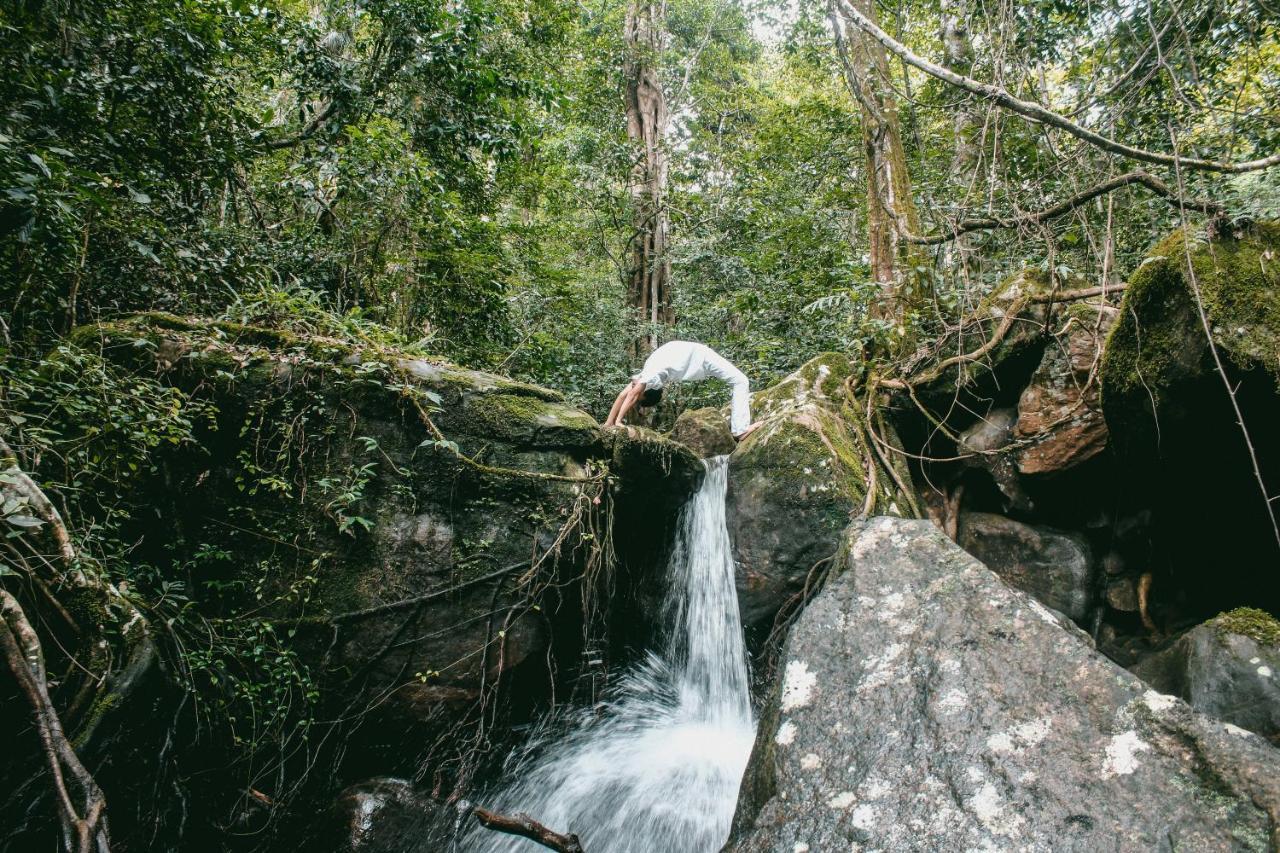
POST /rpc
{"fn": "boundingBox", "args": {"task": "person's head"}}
[639,386,663,408]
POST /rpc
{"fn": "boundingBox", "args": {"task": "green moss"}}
[1101,221,1280,449]
[456,392,597,445]
[1212,606,1280,646]
[753,352,855,418]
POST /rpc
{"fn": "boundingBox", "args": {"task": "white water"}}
[468,457,755,852]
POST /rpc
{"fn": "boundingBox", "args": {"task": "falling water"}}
[467,456,755,852]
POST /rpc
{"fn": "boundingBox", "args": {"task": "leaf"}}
[6,514,45,529]
[27,153,51,178]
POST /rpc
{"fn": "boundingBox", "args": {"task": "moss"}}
[454,392,597,446]
[1101,221,1280,443]
[1211,606,1280,646]
[752,353,855,418]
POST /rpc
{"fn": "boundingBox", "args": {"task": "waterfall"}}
[467,456,755,852]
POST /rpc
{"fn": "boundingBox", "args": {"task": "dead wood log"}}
[472,805,585,853]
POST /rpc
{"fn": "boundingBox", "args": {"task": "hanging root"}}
[1,591,111,853]
[470,805,585,853]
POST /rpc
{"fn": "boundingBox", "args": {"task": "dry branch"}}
[831,0,1280,174]
[472,805,585,853]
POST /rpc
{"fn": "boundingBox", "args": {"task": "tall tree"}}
[829,0,925,326]
[624,0,673,354]
[939,0,980,272]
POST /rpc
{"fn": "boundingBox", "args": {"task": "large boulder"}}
[730,517,1280,852]
[1132,608,1280,744]
[1099,222,1280,617]
[957,511,1094,622]
[726,354,913,648]
[54,314,703,827]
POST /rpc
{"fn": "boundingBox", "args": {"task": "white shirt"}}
[635,341,752,436]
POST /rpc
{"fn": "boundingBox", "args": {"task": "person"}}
[603,340,757,439]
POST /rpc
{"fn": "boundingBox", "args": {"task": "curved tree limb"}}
[830,0,1280,174]
[904,171,1223,245]
[2,591,111,853]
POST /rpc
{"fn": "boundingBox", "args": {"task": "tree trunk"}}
[624,0,672,357]
[830,0,924,326]
[940,0,980,272]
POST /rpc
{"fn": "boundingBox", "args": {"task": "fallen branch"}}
[472,806,585,853]
[831,0,1280,174]
[903,172,1221,245]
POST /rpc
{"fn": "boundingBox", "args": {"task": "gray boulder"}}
[729,517,1280,852]
[1132,608,1280,744]
[957,511,1094,622]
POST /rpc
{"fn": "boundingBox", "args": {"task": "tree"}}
[624,0,674,355]
[828,0,926,327]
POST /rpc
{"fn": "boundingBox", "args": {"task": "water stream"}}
[467,456,755,852]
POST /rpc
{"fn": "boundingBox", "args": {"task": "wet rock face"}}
[957,511,1094,622]
[1132,609,1280,744]
[315,778,446,853]
[729,518,1280,852]
[1015,304,1114,475]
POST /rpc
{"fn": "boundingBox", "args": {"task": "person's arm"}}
[604,380,645,428]
[728,371,752,438]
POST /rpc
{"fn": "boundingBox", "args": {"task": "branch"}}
[0,436,76,565]
[904,171,1223,244]
[471,806,585,853]
[260,101,341,150]
[830,0,1280,174]
[2,591,111,853]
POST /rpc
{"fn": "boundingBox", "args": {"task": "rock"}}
[1015,303,1115,474]
[729,517,1280,852]
[1131,608,1280,743]
[1102,222,1280,450]
[60,315,704,791]
[1106,577,1140,612]
[957,408,1032,511]
[313,778,446,852]
[669,406,736,457]
[1100,222,1280,616]
[726,354,913,648]
[957,511,1094,622]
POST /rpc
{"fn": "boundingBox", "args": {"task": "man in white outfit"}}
[603,340,757,439]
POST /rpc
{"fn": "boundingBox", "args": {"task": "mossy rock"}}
[751,352,855,419]
[1101,221,1280,452]
[727,355,914,649]
[1213,607,1280,647]
[55,313,705,779]
[898,268,1068,418]
[669,407,737,458]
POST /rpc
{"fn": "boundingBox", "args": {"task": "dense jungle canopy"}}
[3,0,1280,850]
